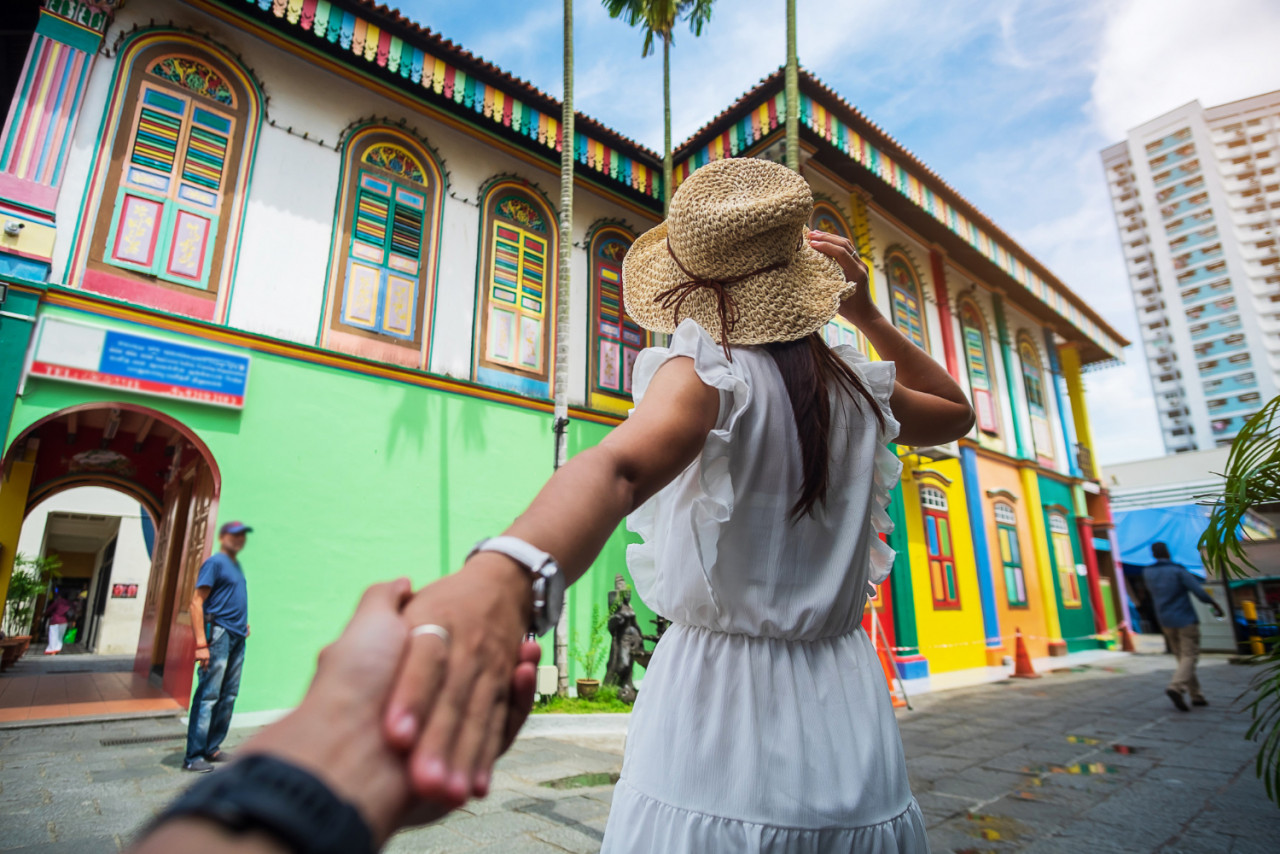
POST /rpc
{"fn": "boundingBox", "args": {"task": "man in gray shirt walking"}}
[1142,541,1224,711]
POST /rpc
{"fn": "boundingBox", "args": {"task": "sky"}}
[397,0,1280,466]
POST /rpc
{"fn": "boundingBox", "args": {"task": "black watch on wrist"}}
[145,754,373,854]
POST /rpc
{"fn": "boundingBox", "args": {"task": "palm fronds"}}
[1199,393,1280,806]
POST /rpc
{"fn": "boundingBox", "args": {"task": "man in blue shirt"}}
[1142,541,1223,712]
[184,521,253,772]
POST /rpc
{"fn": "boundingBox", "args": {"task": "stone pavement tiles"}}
[0,651,1272,852]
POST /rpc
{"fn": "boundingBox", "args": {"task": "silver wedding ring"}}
[409,623,451,647]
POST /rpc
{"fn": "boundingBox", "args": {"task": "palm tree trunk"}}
[663,34,673,215]
[553,0,574,696]
[784,0,799,171]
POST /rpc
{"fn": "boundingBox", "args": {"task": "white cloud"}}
[1091,0,1280,139]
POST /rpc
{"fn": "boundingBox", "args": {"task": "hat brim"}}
[622,222,854,345]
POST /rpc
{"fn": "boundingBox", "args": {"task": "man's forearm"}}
[133,817,288,854]
[190,600,207,648]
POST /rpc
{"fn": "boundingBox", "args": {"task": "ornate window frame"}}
[957,296,999,436]
[1018,331,1055,462]
[884,246,929,352]
[586,222,648,414]
[920,485,960,609]
[320,125,444,367]
[472,178,558,398]
[992,501,1027,608]
[1047,510,1081,608]
[73,32,262,322]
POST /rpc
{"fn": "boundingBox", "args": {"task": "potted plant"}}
[1,552,61,668]
[572,604,609,699]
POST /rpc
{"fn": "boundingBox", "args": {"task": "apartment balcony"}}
[1241,241,1278,261]
[1148,128,1194,156]
[1162,194,1210,221]
[1158,177,1208,206]
[1185,297,1237,323]
[1201,372,1259,397]
[1176,262,1230,289]
[1168,229,1220,254]
[1192,334,1248,360]
[1231,208,1272,229]
[1188,316,1240,344]
[1154,160,1201,189]
[1244,256,1280,279]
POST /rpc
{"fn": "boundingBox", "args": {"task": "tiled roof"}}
[672,67,1130,357]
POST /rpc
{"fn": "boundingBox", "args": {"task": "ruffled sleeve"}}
[625,320,751,615]
[831,345,904,587]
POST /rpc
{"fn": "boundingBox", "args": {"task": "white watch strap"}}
[469,536,552,573]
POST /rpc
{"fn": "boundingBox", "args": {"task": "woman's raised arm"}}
[809,231,975,447]
[382,355,720,807]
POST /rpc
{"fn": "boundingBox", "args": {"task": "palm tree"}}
[784,0,799,171]
[553,0,576,695]
[1201,394,1280,803]
[604,0,714,213]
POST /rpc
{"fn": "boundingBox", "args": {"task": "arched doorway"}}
[2,403,219,708]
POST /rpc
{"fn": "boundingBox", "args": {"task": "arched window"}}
[322,127,443,364]
[1047,511,1081,608]
[959,299,998,435]
[588,225,648,412]
[83,37,260,321]
[886,249,928,351]
[810,201,861,350]
[992,501,1027,608]
[1018,334,1054,461]
[474,181,557,398]
[920,485,959,608]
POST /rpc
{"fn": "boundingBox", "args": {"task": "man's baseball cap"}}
[219,521,253,536]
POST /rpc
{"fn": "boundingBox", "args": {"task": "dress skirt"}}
[600,623,930,853]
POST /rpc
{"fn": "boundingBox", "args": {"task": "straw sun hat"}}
[622,157,852,355]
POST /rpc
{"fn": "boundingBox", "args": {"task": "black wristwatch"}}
[145,754,373,854]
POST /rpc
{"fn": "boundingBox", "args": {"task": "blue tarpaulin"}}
[1113,504,1213,576]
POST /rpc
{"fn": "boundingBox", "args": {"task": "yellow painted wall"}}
[973,455,1052,659]
[0,446,37,611]
[900,456,987,673]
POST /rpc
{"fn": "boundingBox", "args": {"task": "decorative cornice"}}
[215,0,663,204]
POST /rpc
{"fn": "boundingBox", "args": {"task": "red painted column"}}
[929,249,960,380]
[1076,516,1108,635]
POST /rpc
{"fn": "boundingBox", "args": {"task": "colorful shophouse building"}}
[0,0,1129,716]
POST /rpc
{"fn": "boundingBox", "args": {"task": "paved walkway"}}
[0,650,1271,852]
[0,655,180,725]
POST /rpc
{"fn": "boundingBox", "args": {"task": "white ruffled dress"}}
[600,320,927,853]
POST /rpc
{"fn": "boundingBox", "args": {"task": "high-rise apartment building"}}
[1102,90,1280,453]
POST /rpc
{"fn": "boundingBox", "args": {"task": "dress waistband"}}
[666,621,869,644]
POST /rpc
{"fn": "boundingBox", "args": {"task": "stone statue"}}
[605,575,644,704]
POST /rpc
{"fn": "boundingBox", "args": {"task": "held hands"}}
[382,554,535,807]
[808,230,877,327]
[240,577,540,846]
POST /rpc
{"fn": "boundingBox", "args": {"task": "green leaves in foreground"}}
[1200,394,1280,807]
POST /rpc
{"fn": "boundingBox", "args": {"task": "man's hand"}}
[194,645,210,666]
[1212,602,1226,619]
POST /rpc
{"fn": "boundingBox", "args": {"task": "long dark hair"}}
[762,334,887,520]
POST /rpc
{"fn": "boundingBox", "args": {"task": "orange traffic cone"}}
[1010,628,1040,679]
[877,640,907,708]
[1119,625,1136,653]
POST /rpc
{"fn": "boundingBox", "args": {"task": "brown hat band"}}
[656,237,797,361]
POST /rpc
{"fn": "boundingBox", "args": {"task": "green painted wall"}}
[0,279,41,445]
[1037,475,1099,652]
[6,304,652,710]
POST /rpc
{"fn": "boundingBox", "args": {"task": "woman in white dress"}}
[385,158,975,852]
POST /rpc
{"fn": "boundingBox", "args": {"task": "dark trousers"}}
[185,624,246,763]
